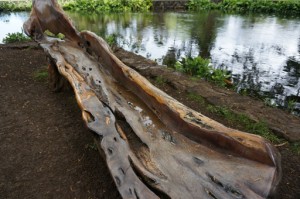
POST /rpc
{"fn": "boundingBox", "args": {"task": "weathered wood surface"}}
[24,1,281,198]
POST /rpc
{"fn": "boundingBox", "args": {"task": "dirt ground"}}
[0,43,299,198]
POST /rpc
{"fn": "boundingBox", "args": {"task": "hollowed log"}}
[23,1,281,198]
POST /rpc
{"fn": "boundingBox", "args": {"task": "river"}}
[1,11,299,114]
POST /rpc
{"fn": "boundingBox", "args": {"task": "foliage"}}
[264,98,276,108]
[85,142,98,151]
[188,0,219,10]
[188,0,300,15]
[175,56,231,87]
[0,0,152,12]
[63,0,152,12]
[34,69,48,81]
[2,32,31,44]
[155,75,167,85]
[211,68,231,87]
[187,92,282,143]
[175,57,211,77]
[105,33,118,46]
[187,93,205,105]
[290,142,300,155]
[287,99,296,112]
[0,0,31,11]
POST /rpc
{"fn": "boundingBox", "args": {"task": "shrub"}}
[175,56,231,87]
[63,0,152,12]
[2,32,31,44]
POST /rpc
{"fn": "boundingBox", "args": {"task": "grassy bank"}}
[62,0,152,12]
[0,0,152,12]
[186,92,283,143]
[0,0,31,11]
[188,0,300,15]
[1,0,299,15]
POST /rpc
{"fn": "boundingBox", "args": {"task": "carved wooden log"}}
[24,1,281,198]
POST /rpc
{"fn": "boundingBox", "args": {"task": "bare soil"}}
[0,43,121,199]
[0,43,299,198]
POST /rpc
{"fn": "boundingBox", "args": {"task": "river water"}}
[1,11,299,114]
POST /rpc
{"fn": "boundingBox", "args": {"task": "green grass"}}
[187,92,282,143]
[2,32,31,44]
[187,93,206,105]
[34,69,48,81]
[206,104,282,143]
[290,142,300,155]
[287,99,296,112]
[85,142,97,151]
[155,75,167,85]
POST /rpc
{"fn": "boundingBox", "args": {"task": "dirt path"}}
[0,43,299,198]
[0,44,121,199]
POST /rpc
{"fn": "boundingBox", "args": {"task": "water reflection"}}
[0,11,299,114]
[67,12,300,114]
[0,12,29,41]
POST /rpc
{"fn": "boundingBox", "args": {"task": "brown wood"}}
[23,1,282,198]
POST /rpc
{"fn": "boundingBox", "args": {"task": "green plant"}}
[175,57,211,77]
[287,99,296,112]
[290,142,300,155]
[264,98,276,108]
[85,142,98,151]
[188,0,300,16]
[0,0,31,11]
[187,93,205,105]
[175,56,231,87]
[105,34,118,46]
[34,69,48,81]
[2,32,31,44]
[206,104,282,143]
[155,75,167,85]
[63,0,152,13]
[211,68,231,87]
[188,0,219,10]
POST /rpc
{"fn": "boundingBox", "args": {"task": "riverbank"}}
[1,0,299,15]
[0,42,299,198]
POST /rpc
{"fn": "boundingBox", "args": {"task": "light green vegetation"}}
[2,32,31,44]
[0,0,74,11]
[105,33,118,46]
[188,0,300,16]
[0,0,31,11]
[287,99,296,112]
[290,142,300,155]
[62,0,152,12]
[33,69,48,81]
[264,98,277,108]
[155,75,167,85]
[206,105,281,143]
[85,142,98,151]
[175,57,231,87]
[1,0,298,15]
[187,92,282,143]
